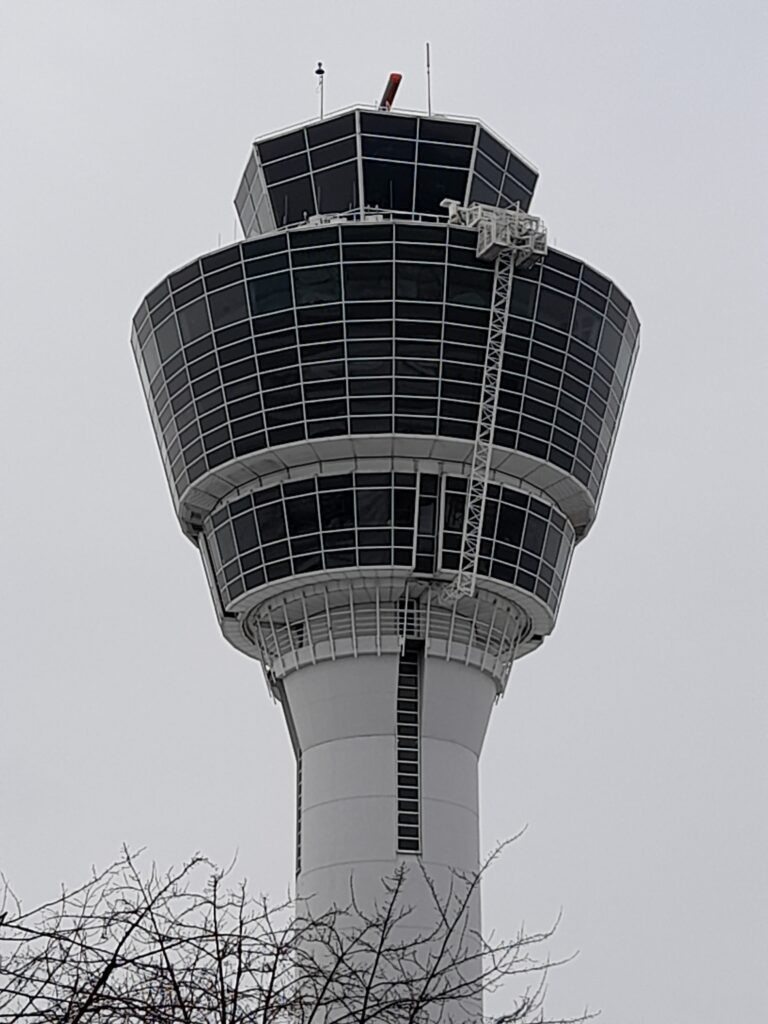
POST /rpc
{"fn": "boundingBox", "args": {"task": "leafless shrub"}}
[0,843,591,1023]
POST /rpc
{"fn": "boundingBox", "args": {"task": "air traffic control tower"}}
[132,85,638,1010]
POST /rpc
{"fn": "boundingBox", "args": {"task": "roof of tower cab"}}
[235,107,540,236]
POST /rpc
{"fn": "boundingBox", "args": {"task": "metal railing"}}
[245,583,530,690]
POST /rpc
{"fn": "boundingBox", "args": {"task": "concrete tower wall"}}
[283,653,494,1021]
[285,655,494,910]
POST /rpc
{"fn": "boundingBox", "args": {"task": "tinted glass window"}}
[310,137,357,169]
[155,318,182,361]
[447,266,493,307]
[506,155,537,192]
[293,266,341,305]
[258,130,306,163]
[396,263,444,302]
[418,142,472,167]
[415,166,468,214]
[362,136,415,161]
[307,112,355,146]
[262,152,310,185]
[269,177,316,226]
[477,129,507,168]
[363,160,415,210]
[209,284,248,328]
[344,263,392,301]
[320,490,354,530]
[468,176,498,206]
[361,112,416,137]
[419,119,475,144]
[247,273,293,315]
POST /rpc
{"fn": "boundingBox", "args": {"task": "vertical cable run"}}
[296,753,303,876]
[396,641,422,854]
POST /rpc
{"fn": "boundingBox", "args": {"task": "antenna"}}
[378,73,402,111]
[315,61,325,119]
[426,43,432,115]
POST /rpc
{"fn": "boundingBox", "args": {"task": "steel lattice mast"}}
[440,201,548,604]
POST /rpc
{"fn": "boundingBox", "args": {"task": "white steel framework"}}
[439,201,548,604]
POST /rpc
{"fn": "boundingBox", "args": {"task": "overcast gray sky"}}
[1,1,766,1020]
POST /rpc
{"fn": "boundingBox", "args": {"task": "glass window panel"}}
[394,489,416,527]
[147,280,170,310]
[293,265,341,305]
[256,503,287,543]
[537,289,574,332]
[444,491,465,531]
[206,265,244,292]
[149,299,172,328]
[242,236,288,261]
[362,136,415,161]
[269,177,316,227]
[291,234,340,258]
[497,503,525,545]
[245,253,289,276]
[356,488,391,526]
[233,514,258,552]
[579,283,607,313]
[603,301,625,334]
[468,175,498,206]
[608,287,630,318]
[542,268,578,296]
[510,279,536,318]
[343,242,392,262]
[419,119,475,144]
[207,443,233,468]
[307,112,355,147]
[143,335,160,379]
[582,265,610,295]
[173,279,204,308]
[397,260,444,299]
[209,284,248,328]
[363,159,415,210]
[361,112,416,138]
[500,175,530,207]
[415,165,468,214]
[320,490,354,530]
[170,263,201,291]
[506,154,538,192]
[314,162,358,214]
[202,247,241,275]
[343,262,392,300]
[599,321,622,365]
[286,495,319,536]
[523,515,547,555]
[258,131,305,164]
[418,141,472,167]
[310,137,357,170]
[614,341,633,387]
[572,302,602,347]
[477,128,508,169]
[446,266,493,307]
[155,318,181,362]
[247,272,293,315]
[417,494,436,534]
[474,152,503,189]
[215,523,236,563]
[291,245,339,269]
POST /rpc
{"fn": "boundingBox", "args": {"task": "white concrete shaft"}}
[281,652,497,1018]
